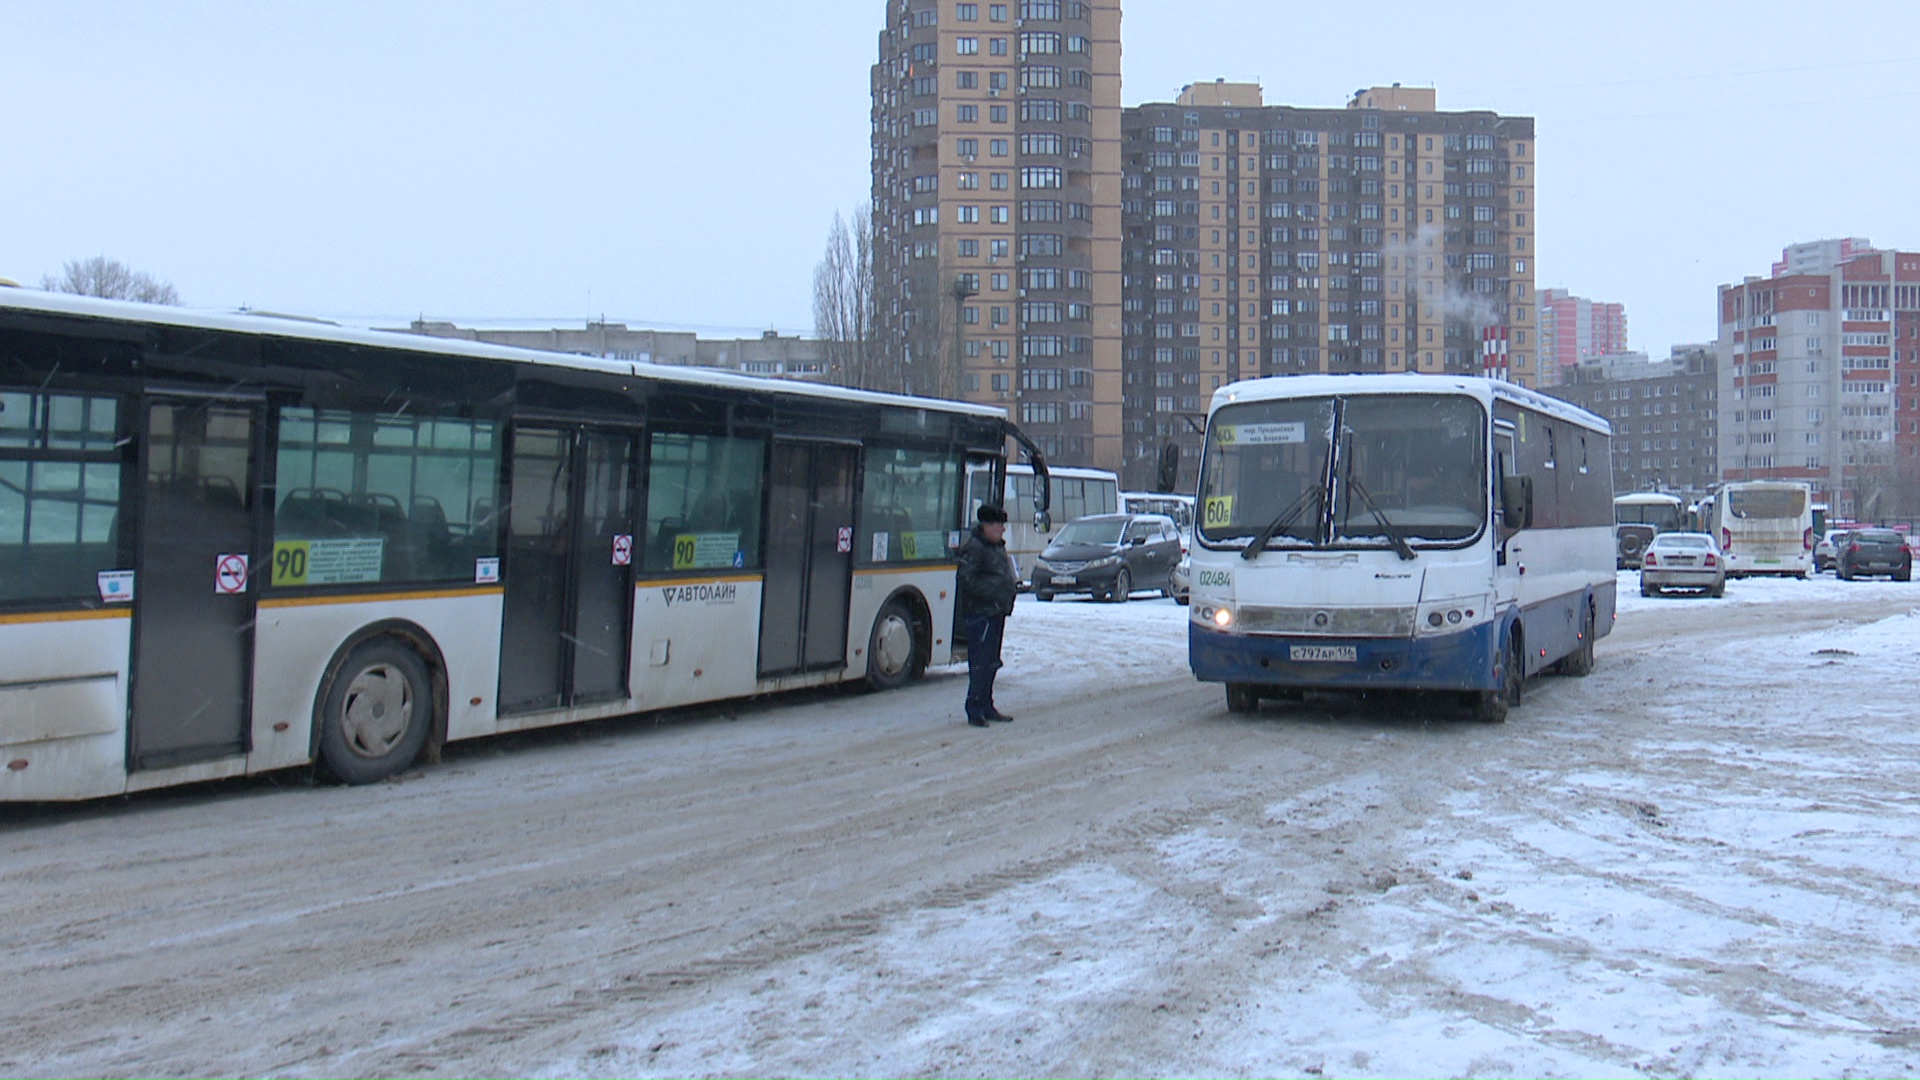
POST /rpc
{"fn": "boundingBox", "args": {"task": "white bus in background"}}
[1122,491,1195,543]
[1702,480,1814,578]
[1188,374,1615,723]
[968,463,1117,585]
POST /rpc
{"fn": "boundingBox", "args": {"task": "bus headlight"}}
[1416,599,1482,635]
[1198,604,1235,628]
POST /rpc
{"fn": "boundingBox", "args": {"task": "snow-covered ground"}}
[3,571,1918,1077]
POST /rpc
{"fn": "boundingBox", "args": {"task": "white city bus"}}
[1188,374,1615,722]
[968,462,1116,585]
[0,290,1048,801]
[1702,480,1814,578]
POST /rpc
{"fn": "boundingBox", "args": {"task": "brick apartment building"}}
[1716,239,1920,519]
[1537,288,1628,387]
[1548,346,1718,499]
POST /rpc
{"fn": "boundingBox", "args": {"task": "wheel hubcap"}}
[341,664,412,758]
[873,614,913,676]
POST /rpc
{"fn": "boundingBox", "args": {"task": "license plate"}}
[1290,644,1357,662]
[1054,575,1076,584]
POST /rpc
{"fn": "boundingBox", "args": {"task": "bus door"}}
[955,451,1004,658]
[758,440,858,676]
[499,425,637,714]
[1492,419,1521,609]
[129,397,261,771]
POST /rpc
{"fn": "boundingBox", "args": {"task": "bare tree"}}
[42,256,180,305]
[812,207,879,390]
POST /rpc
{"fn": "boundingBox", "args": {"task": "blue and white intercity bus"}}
[1187,374,1615,722]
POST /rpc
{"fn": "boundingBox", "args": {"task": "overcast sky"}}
[5,2,1917,353]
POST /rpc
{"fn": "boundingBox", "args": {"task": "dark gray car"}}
[1031,513,1183,602]
[1837,528,1912,581]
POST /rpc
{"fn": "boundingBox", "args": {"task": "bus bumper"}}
[1188,620,1500,693]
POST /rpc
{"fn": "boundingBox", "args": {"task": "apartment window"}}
[990,139,1009,157]
[990,171,1008,190]
[989,36,1008,54]
[956,205,979,223]
[956,2,978,19]
[990,3,1007,19]
[956,138,979,158]
[958,239,979,257]
[957,171,979,190]
[956,37,979,55]
[990,205,1009,223]
[990,105,1008,123]
[957,104,978,123]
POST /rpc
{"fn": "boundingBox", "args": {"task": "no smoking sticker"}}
[836,526,853,554]
[215,553,249,595]
[611,533,633,566]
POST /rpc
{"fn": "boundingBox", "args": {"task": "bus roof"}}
[1209,373,1610,435]
[1614,492,1684,505]
[0,288,1007,421]
[1005,462,1116,480]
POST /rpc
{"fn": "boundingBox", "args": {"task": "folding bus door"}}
[758,440,858,677]
[499,425,637,714]
[129,397,261,770]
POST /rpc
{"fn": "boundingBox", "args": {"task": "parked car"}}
[1837,528,1913,581]
[1031,513,1183,603]
[1640,531,1726,597]
[1168,553,1191,606]
[1813,529,1853,573]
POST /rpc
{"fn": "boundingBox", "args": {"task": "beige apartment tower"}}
[871,0,1124,470]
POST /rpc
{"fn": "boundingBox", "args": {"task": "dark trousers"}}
[964,614,1005,720]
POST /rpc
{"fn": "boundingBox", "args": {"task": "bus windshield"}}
[1200,393,1485,549]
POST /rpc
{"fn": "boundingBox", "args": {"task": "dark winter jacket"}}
[956,525,1018,618]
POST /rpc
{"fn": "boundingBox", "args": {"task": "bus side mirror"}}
[1032,472,1051,532]
[1500,476,1534,530]
[1034,509,1051,533]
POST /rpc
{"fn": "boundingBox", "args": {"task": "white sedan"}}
[1640,532,1727,598]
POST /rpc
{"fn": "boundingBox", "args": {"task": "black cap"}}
[977,504,1009,524]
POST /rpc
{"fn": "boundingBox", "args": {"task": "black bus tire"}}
[1473,630,1521,723]
[1225,683,1260,714]
[865,598,922,691]
[1559,604,1595,677]
[318,639,434,785]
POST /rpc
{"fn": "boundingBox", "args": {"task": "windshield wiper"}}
[1342,474,1417,561]
[1241,485,1321,561]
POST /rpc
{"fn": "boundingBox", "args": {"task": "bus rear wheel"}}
[318,639,433,784]
[865,598,923,691]
[1558,605,1595,677]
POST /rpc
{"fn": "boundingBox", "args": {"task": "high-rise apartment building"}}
[1550,346,1718,498]
[1715,239,1920,518]
[1537,288,1628,386]
[1118,82,1536,489]
[869,0,1123,469]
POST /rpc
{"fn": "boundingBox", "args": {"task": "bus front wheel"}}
[1473,631,1522,723]
[318,639,434,784]
[1225,683,1260,714]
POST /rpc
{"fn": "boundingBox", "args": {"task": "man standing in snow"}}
[955,504,1017,728]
